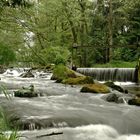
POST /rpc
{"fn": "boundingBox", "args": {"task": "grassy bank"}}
[92,61,137,68]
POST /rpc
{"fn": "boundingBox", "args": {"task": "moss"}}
[62,76,94,85]
[51,64,77,82]
[81,83,110,94]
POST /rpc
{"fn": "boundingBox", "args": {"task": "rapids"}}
[0,68,140,140]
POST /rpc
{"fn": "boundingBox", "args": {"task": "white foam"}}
[3,69,22,76]
[117,135,140,140]
[19,124,140,140]
[73,124,119,140]
[63,124,140,140]
[114,82,135,86]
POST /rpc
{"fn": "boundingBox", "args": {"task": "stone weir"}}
[77,68,137,82]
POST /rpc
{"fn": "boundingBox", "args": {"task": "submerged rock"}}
[14,85,38,98]
[81,83,110,94]
[128,98,140,106]
[103,93,129,104]
[105,93,119,103]
[104,81,124,93]
[20,70,34,78]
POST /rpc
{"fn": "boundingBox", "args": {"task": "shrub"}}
[0,43,16,66]
[39,46,70,65]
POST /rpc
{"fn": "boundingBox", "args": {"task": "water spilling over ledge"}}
[77,68,136,82]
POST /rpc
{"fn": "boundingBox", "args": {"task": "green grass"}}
[0,131,19,140]
[0,108,19,140]
[92,61,137,68]
[0,87,19,140]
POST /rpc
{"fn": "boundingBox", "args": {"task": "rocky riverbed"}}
[0,69,140,140]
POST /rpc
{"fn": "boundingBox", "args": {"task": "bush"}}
[0,43,16,66]
[39,46,70,65]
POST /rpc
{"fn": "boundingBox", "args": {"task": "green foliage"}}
[1,0,33,8]
[52,64,68,81]
[0,43,16,66]
[125,0,140,45]
[0,88,19,140]
[119,48,139,61]
[0,131,19,140]
[112,47,140,61]
[0,109,9,131]
[39,46,70,65]
[0,86,11,100]
[0,108,19,140]
[0,0,140,66]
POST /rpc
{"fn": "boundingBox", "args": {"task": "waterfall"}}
[77,68,136,82]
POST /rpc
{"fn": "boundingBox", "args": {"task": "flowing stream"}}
[0,69,140,140]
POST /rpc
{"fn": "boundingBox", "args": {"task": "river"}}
[0,69,140,140]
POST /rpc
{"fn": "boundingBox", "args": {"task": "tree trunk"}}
[107,0,113,63]
[78,0,87,67]
[62,2,77,43]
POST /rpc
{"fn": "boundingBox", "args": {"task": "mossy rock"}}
[104,81,124,93]
[62,76,94,85]
[128,98,140,106]
[51,64,77,82]
[81,83,110,94]
[14,90,38,98]
[14,85,38,98]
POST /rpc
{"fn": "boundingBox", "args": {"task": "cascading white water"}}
[77,68,136,82]
[1,68,140,140]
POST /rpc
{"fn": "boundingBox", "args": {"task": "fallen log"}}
[36,132,63,138]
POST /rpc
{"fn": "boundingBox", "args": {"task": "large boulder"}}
[51,64,79,82]
[62,76,94,85]
[14,85,38,98]
[81,83,110,94]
